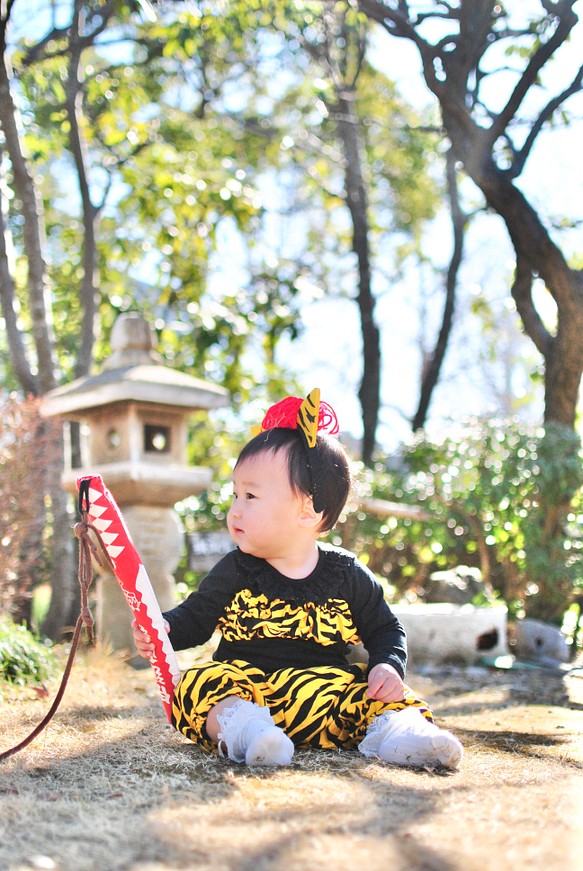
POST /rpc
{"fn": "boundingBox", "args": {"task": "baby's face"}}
[227,449,308,561]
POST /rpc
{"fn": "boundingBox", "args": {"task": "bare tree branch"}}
[21,0,117,67]
[20,27,69,66]
[487,4,578,147]
[506,63,583,178]
[355,0,451,105]
[511,256,553,359]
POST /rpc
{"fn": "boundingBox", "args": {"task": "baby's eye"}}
[245,492,256,500]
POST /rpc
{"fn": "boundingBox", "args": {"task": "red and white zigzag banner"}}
[76,474,181,722]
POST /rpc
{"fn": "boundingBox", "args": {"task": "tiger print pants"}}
[171,659,433,753]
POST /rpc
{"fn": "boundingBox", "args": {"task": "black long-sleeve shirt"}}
[163,543,407,678]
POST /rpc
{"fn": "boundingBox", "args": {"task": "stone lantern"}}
[42,311,229,653]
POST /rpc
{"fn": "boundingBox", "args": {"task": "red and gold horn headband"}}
[252,388,340,512]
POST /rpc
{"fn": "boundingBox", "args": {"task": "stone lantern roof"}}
[41,312,230,505]
[41,311,228,417]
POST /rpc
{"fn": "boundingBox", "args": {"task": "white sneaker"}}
[359,707,463,769]
[217,699,294,766]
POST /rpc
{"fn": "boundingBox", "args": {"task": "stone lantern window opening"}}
[144,423,171,454]
[107,428,122,451]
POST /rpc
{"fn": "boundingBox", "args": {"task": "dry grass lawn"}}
[1,646,582,871]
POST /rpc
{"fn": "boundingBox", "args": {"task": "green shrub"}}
[338,418,582,625]
[0,618,56,687]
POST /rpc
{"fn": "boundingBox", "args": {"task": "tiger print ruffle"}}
[218,588,361,647]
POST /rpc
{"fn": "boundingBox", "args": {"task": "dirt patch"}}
[1,648,582,871]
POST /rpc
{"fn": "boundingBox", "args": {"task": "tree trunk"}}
[334,87,380,466]
[461,153,583,429]
[0,12,76,638]
[0,35,58,394]
[40,431,77,640]
[0,167,38,394]
[66,2,100,380]
[413,147,465,431]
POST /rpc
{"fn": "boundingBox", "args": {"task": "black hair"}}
[235,427,352,532]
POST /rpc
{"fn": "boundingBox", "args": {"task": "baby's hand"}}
[131,619,170,658]
[367,663,405,703]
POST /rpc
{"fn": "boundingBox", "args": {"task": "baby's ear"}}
[299,495,324,528]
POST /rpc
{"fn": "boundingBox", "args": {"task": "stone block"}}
[391,603,508,664]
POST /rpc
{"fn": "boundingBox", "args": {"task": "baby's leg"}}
[209,697,294,766]
[172,662,293,766]
[359,706,463,769]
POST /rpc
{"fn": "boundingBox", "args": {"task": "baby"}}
[133,390,463,769]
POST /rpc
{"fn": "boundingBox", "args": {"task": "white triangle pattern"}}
[85,485,127,560]
[106,545,125,559]
[92,517,113,532]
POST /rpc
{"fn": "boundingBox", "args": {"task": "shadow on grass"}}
[1,703,465,871]
[421,666,583,719]
[454,726,583,768]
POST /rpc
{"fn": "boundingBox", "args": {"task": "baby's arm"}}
[367,662,405,703]
[131,619,170,659]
